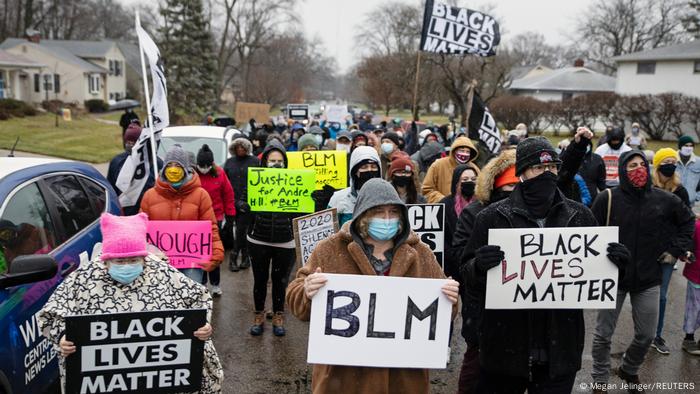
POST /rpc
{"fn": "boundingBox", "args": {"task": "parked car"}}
[0,157,120,394]
[158,126,242,167]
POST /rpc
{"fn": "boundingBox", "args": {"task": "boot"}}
[228,250,239,272]
[250,311,264,336]
[239,250,251,269]
[272,312,286,336]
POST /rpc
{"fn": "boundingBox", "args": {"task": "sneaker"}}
[682,339,700,355]
[272,312,286,336]
[651,337,670,355]
[210,285,222,297]
[615,367,645,393]
[250,312,264,336]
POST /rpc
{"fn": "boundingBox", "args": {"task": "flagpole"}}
[136,11,159,181]
[411,51,422,121]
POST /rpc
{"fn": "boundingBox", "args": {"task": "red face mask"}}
[627,166,648,188]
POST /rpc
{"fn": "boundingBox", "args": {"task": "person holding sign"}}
[38,213,223,393]
[286,178,459,394]
[462,137,630,393]
[594,127,632,187]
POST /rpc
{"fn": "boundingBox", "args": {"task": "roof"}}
[0,38,107,73]
[611,40,700,62]
[40,39,115,59]
[509,67,615,93]
[0,157,69,180]
[115,41,141,73]
[0,49,43,68]
[509,64,551,80]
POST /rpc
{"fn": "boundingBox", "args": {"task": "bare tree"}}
[615,94,685,139]
[489,95,550,132]
[354,2,422,56]
[508,31,579,68]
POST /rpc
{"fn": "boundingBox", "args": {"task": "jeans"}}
[179,268,205,285]
[591,286,660,383]
[203,266,220,286]
[475,365,576,394]
[250,245,296,312]
[656,263,674,338]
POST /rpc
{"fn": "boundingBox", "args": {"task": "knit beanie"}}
[100,212,149,261]
[298,133,320,151]
[653,148,679,168]
[123,123,142,143]
[382,131,401,146]
[678,135,694,149]
[162,145,191,176]
[515,137,561,176]
[388,157,415,177]
[308,125,324,135]
[196,144,215,166]
[390,150,410,162]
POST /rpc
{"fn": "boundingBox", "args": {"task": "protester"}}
[577,137,607,203]
[196,144,236,297]
[366,131,380,152]
[462,137,628,392]
[379,131,401,175]
[308,125,325,148]
[440,164,477,280]
[297,133,320,152]
[626,122,647,150]
[252,129,269,156]
[590,150,694,390]
[683,220,700,355]
[140,145,224,283]
[422,136,479,203]
[411,140,444,182]
[350,130,369,153]
[224,136,259,272]
[677,135,700,205]
[594,127,632,187]
[247,139,299,337]
[386,157,426,204]
[38,213,223,392]
[119,108,139,135]
[286,178,459,393]
[328,146,382,226]
[336,131,352,154]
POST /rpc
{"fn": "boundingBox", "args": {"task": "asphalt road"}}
[211,251,700,394]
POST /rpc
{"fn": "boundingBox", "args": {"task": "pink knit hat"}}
[100,212,149,260]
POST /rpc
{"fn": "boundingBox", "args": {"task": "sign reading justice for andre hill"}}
[486,227,619,309]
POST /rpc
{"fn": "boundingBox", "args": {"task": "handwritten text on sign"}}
[407,204,445,268]
[247,168,315,213]
[308,274,452,368]
[65,309,206,394]
[486,227,619,309]
[146,221,212,269]
[287,151,347,190]
[293,208,339,265]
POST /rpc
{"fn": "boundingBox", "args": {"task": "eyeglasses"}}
[529,163,559,175]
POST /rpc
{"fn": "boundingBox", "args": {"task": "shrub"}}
[84,99,109,113]
[0,99,37,119]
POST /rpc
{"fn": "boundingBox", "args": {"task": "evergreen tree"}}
[683,0,700,38]
[159,0,218,118]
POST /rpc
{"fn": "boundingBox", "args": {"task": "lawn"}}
[0,113,122,163]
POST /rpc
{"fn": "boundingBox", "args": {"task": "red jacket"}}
[685,220,700,285]
[198,166,236,221]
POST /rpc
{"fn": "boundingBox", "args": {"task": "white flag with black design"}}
[136,25,169,131]
[468,92,501,154]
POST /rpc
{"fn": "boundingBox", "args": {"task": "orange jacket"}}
[140,172,224,269]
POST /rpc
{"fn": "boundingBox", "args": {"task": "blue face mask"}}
[368,218,400,241]
[381,143,394,154]
[108,262,143,284]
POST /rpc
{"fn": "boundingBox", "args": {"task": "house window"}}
[694,60,700,74]
[637,61,656,74]
[115,61,122,76]
[88,74,100,93]
[34,73,40,92]
[109,60,114,76]
[54,74,60,93]
[42,74,52,92]
[562,92,573,101]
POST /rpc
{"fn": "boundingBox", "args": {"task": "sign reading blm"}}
[247,167,316,213]
[287,151,347,190]
[486,226,619,309]
[407,204,445,268]
[65,309,206,394]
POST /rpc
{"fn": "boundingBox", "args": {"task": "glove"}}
[607,242,631,269]
[474,245,504,273]
[198,260,219,272]
[657,252,676,265]
[224,215,235,230]
[235,200,250,214]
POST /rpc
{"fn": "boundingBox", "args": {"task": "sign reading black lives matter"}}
[419,0,501,56]
[486,227,619,309]
[65,309,206,394]
[293,208,339,265]
[407,204,445,268]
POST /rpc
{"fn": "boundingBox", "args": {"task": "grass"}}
[94,109,146,123]
[0,113,122,162]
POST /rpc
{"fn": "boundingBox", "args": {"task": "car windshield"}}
[159,137,227,166]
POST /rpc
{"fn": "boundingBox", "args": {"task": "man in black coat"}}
[590,150,694,392]
[462,137,629,393]
[576,138,607,204]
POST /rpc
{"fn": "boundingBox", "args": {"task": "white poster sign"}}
[325,105,348,123]
[293,208,339,265]
[486,226,619,309]
[308,274,452,368]
[407,204,445,268]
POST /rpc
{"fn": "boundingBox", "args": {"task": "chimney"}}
[574,58,584,68]
[25,29,40,43]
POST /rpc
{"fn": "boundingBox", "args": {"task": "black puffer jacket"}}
[578,146,607,202]
[439,164,476,279]
[224,136,260,209]
[462,186,597,379]
[247,140,300,243]
[591,150,694,293]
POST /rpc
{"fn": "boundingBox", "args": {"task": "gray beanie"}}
[309,125,324,135]
[162,145,191,176]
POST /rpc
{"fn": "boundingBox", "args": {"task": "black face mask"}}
[460,181,475,198]
[658,163,677,177]
[520,171,558,218]
[392,175,412,188]
[355,170,380,191]
[608,140,622,150]
[490,189,512,203]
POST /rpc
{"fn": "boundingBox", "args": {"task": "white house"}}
[0,49,43,100]
[0,36,128,106]
[612,40,700,98]
[509,62,615,101]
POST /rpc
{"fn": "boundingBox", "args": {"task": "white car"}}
[158,126,243,166]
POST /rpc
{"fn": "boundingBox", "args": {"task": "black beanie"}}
[515,137,561,176]
[382,132,401,146]
[197,144,215,166]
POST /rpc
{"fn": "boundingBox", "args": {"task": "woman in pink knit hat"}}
[38,213,224,393]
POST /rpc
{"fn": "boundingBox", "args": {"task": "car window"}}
[79,177,107,215]
[0,182,58,274]
[159,136,227,165]
[44,175,99,240]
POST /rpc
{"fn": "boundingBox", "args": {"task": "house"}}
[508,61,615,101]
[115,41,143,101]
[0,49,43,100]
[509,64,552,81]
[0,36,128,106]
[612,40,700,98]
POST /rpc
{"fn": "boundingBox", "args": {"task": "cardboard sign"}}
[65,309,206,394]
[293,208,339,265]
[325,105,348,123]
[603,155,619,183]
[247,167,316,213]
[485,227,619,309]
[146,221,212,269]
[287,104,309,120]
[234,102,270,124]
[407,204,445,268]
[307,274,452,368]
[287,151,347,190]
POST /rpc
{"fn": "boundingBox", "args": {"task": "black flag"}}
[419,0,500,56]
[468,92,501,154]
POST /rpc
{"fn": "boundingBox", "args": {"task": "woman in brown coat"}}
[140,145,224,284]
[286,178,459,394]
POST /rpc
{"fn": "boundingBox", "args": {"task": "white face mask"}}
[314,135,323,144]
[337,143,350,153]
[681,146,694,157]
[381,142,394,154]
[267,161,284,168]
[197,165,212,173]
